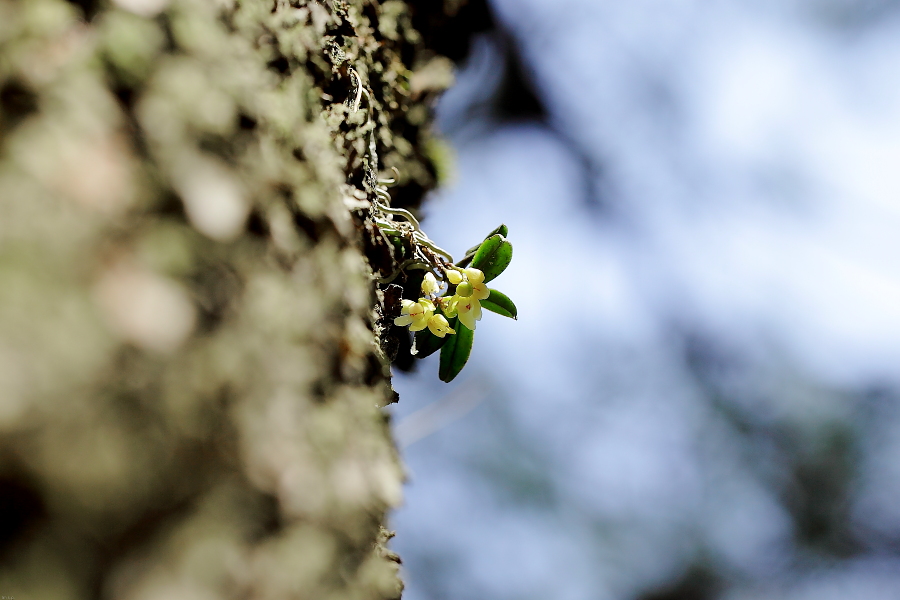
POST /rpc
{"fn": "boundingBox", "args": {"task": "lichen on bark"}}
[0,0,457,598]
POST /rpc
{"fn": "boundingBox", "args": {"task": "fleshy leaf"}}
[481,289,517,319]
[485,224,509,239]
[457,225,509,268]
[471,234,513,283]
[439,321,474,382]
[414,324,450,358]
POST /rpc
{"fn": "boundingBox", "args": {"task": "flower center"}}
[456,282,474,297]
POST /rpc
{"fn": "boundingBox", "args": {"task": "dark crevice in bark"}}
[0,475,46,562]
[0,78,39,137]
[63,0,101,21]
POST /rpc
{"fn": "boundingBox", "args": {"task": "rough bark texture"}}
[0,0,465,598]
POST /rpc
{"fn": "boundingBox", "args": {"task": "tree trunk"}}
[0,0,461,597]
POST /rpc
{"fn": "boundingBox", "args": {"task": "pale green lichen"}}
[0,0,455,597]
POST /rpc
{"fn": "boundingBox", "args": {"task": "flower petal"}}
[458,309,477,330]
[472,299,482,320]
[473,283,490,300]
[427,314,452,337]
[394,315,413,326]
[457,297,481,326]
[441,296,458,318]
[464,268,484,284]
[446,269,463,285]
[421,272,440,296]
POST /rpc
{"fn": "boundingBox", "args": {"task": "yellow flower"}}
[427,314,456,337]
[421,272,441,297]
[394,298,434,332]
[445,268,464,285]
[455,293,482,330]
[446,268,490,300]
[438,295,458,317]
[445,268,490,330]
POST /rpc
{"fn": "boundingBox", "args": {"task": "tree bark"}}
[0,0,461,597]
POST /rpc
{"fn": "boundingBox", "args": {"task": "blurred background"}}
[391,1,900,598]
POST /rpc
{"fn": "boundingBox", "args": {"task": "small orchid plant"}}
[378,216,517,381]
[349,76,515,380]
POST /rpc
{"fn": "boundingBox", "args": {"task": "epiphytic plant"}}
[374,189,517,381]
[350,71,516,381]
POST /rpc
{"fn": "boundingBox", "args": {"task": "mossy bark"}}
[0,0,456,598]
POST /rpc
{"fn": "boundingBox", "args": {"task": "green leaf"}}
[485,223,509,239]
[414,325,449,358]
[471,234,513,283]
[481,289,517,319]
[457,225,509,268]
[439,321,474,382]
